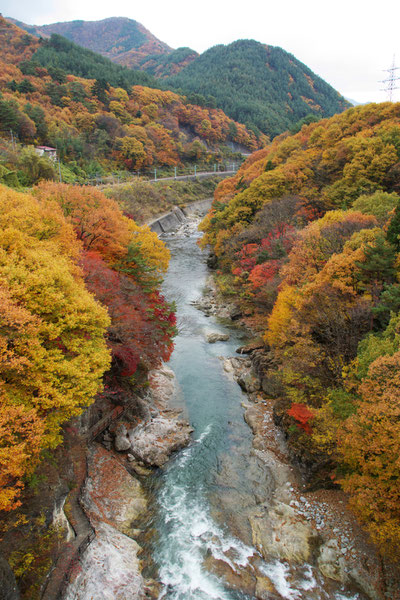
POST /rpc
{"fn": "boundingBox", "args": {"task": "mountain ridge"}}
[6,16,198,74]
[167,39,350,136]
[5,15,350,137]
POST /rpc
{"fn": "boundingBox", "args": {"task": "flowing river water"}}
[141,217,366,600]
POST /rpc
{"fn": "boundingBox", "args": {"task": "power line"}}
[380,55,400,101]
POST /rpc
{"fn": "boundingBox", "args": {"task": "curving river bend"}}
[143,217,366,600]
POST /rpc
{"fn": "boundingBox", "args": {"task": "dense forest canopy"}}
[0,181,175,513]
[7,17,350,138]
[167,40,350,137]
[30,33,159,90]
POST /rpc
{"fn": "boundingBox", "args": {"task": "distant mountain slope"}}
[167,39,350,137]
[6,16,197,73]
[0,16,264,184]
[28,32,159,89]
[138,47,199,78]
[7,17,349,137]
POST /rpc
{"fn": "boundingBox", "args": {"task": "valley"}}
[0,9,399,600]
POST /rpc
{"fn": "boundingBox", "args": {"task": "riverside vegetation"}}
[200,101,400,558]
[0,181,176,597]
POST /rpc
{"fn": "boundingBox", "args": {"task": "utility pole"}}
[380,55,400,101]
[58,159,62,183]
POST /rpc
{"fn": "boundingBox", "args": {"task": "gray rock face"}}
[0,555,20,600]
[63,522,144,600]
[237,372,261,393]
[112,423,131,452]
[114,434,131,452]
[129,416,193,467]
[317,539,346,581]
[63,446,147,600]
[81,446,147,536]
[250,500,319,564]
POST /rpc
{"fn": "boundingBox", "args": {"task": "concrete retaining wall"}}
[149,198,212,234]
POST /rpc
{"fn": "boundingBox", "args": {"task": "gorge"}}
[87,211,387,600]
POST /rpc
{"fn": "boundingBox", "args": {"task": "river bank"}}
[61,366,192,600]
[196,273,400,600]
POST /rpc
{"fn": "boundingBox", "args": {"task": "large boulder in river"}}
[81,446,147,536]
[129,416,192,467]
[206,331,230,343]
[250,500,319,563]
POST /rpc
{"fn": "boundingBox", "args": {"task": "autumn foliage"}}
[287,403,314,435]
[0,182,175,513]
[201,101,400,554]
[0,16,263,182]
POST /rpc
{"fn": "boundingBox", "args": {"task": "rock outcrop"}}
[129,416,193,467]
[126,364,193,467]
[63,522,144,600]
[63,445,147,599]
[81,446,147,536]
[250,501,318,563]
[0,555,20,600]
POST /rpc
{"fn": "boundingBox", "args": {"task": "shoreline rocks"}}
[129,416,193,467]
[63,445,147,600]
[250,500,319,564]
[63,522,145,600]
[63,362,192,600]
[191,275,242,321]
[223,351,387,600]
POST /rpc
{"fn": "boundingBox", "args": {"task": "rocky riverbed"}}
[61,219,399,600]
[62,366,192,600]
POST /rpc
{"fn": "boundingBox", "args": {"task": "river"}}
[142,217,367,600]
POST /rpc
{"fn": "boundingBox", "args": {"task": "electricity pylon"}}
[380,55,400,101]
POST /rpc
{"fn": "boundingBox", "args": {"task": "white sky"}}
[2,0,400,104]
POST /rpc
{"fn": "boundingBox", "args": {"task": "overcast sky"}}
[2,0,399,104]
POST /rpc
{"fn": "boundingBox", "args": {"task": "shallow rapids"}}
[145,218,365,600]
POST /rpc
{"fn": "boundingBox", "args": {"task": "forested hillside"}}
[0,17,263,185]
[9,16,350,138]
[200,101,400,555]
[168,39,350,137]
[138,46,199,78]
[8,16,199,78]
[7,16,174,70]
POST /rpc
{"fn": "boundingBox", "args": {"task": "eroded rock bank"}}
[62,365,191,600]
[219,352,393,600]
[192,274,397,599]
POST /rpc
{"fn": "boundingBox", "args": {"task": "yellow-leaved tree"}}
[0,185,111,511]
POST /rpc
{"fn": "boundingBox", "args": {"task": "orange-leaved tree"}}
[0,185,110,511]
[339,351,400,556]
